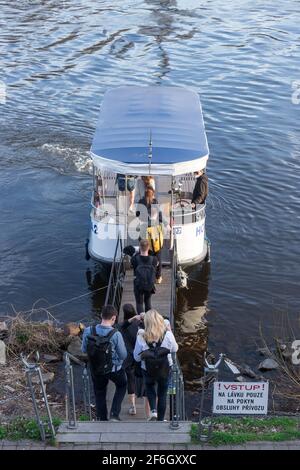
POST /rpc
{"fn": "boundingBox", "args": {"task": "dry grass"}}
[0,357,33,421]
[258,311,300,401]
[0,357,65,423]
[3,311,68,356]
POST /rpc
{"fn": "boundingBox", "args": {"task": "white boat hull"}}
[88,215,208,266]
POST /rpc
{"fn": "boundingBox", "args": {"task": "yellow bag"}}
[147,225,164,253]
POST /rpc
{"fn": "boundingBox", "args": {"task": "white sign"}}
[213,382,269,415]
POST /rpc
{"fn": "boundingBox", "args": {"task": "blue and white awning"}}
[91,86,209,176]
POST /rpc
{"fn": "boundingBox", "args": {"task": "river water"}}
[1,1,300,388]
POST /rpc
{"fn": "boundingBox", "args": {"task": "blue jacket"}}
[81,324,127,372]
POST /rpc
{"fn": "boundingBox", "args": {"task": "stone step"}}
[56,421,191,444]
[59,421,190,433]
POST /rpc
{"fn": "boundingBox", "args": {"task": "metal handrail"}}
[173,203,206,225]
[64,352,92,429]
[169,352,186,428]
[20,353,55,441]
[169,237,178,330]
[173,202,206,218]
[169,239,186,426]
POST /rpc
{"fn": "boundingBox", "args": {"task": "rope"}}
[21,285,109,315]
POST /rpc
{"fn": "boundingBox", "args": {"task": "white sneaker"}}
[147,410,158,421]
[128,405,137,415]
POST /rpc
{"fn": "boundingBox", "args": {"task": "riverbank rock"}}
[280,346,294,363]
[32,372,55,385]
[258,358,279,371]
[235,375,247,382]
[63,322,81,336]
[0,321,8,340]
[41,353,61,363]
[0,340,6,365]
[67,336,87,361]
[240,365,257,379]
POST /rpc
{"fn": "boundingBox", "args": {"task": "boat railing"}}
[104,232,126,312]
[173,202,206,225]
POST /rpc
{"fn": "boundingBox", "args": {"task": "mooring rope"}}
[21,284,109,315]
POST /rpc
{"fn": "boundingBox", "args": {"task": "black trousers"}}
[155,250,162,278]
[134,286,152,314]
[92,368,127,420]
[125,364,136,395]
[142,370,169,421]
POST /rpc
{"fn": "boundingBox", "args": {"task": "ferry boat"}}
[88,86,210,267]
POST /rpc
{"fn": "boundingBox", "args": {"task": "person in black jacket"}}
[191,169,208,208]
[119,303,142,416]
[131,239,158,314]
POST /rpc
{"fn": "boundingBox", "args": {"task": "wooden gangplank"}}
[105,265,172,421]
[121,267,172,319]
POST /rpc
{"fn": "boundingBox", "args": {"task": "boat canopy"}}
[91,86,209,176]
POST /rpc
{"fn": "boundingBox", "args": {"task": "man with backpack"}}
[81,305,127,421]
[131,239,158,314]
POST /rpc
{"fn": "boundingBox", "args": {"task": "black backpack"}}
[135,255,156,292]
[86,326,117,376]
[140,334,170,379]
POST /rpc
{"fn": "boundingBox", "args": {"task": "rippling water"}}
[1,1,300,385]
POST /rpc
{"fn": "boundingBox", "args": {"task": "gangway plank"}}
[121,267,172,319]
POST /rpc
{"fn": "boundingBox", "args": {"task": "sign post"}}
[213,381,269,415]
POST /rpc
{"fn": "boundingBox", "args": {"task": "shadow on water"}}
[175,261,211,391]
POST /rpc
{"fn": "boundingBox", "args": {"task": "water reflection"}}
[85,264,109,318]
[175,262,210,390]
[140,0,178,81]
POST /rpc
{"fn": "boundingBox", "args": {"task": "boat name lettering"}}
[196,224,204,237]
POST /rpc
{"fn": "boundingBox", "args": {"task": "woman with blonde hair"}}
[133,309,178,421]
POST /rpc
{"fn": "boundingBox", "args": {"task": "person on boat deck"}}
[94,191,101,217]
[136,187,163,284]
[191,169,208,208]
[116,173,136,213]
[142,175,155,191]
[131,239,158,314]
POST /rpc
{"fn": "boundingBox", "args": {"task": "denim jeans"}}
[134,286,152,314]
[142,370,169,421]
[92,368,127,420]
